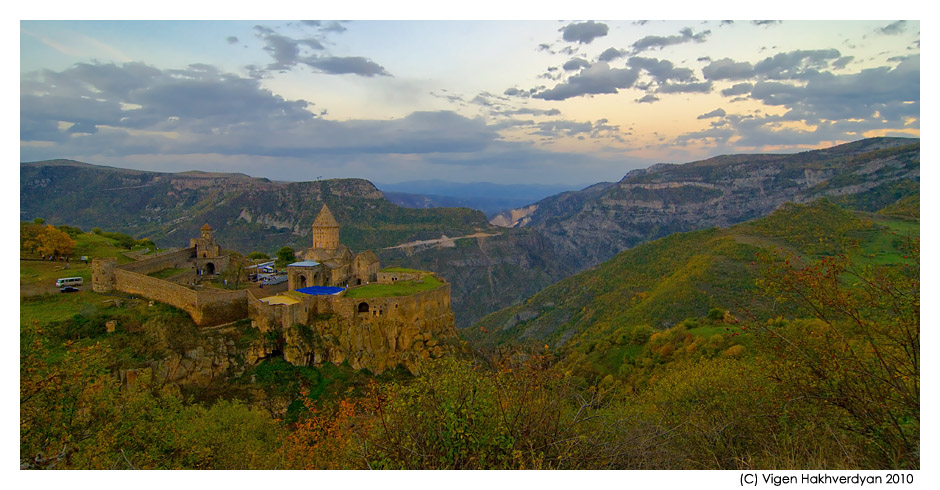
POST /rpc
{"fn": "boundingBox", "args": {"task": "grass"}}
[147,267,188,279]
[345,274,442,298]
[20,260,92,286]
[379,267,425,274]
[20,290,108,326]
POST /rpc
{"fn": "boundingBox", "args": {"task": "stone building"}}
[190,223,229,276]
[288,205,379,290]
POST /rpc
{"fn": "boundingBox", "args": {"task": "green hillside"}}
[468,199,918,377]
[20,162,491,254]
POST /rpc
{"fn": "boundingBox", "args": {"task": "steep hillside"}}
[467,199,919,367]
[377,228,578,327]
[494,137,919,269]
[20,161,490,254]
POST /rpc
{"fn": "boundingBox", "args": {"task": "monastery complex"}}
[92,205,457,373]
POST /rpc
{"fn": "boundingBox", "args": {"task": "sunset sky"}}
[18,7,921,186]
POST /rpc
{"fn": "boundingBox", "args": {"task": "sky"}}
[17,8,922,187]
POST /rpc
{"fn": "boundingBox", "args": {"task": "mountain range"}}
[20,137,919,328]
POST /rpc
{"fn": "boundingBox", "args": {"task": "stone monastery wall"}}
[114,268,199,313]
[119,247,196,275]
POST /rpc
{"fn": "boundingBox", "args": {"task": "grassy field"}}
[379,267,425,274]
[345,274,442,298]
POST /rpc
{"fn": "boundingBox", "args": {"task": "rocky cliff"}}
[496,137,919,269]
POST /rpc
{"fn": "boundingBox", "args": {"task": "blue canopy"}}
[295,286,345,296]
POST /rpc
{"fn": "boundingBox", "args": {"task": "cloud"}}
[720,82,753,97]
[627,57,695,83]
[672,55,920,150]
[563,58,591,71]
[226,36,239,44]
[308,56,390,77]
[251,22,388,77]
[697,108,726,119]
[598,47,627,62]
[702,58,755,80]
[559,21,609,44]
[631,27,710,54]
[636,94,659,104]
[752,20,781,27]
[879,21,908,35]
[753,49,842,79]
[20,62,505,161]
[657,81,712,94]
[832,56,854,69]
[533,63,640,101]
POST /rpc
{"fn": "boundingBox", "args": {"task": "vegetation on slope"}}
[20,192,918,469]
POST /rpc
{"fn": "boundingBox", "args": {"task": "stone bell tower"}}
[312,204,340,251]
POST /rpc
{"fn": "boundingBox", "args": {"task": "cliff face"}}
[248,284,458,374]
[499,138,920,270]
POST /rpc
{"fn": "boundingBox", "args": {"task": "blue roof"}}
[296,286,345,296]
[287,260,320,267]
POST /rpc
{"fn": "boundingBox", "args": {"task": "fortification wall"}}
[113,269,247,326]
[247,289,295,333]
[119,248,196,275]
[376,271,424,284]
[114,269,199,313]
[194,288,249,326]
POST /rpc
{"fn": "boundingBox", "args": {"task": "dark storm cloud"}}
[879,20,908,35]
[702,58,755,80]
[533,63,640,101]
[559,21,609,44]
[627,57,695,83]
[697,108,726,119]
[563,58,591,71]
[631,27,710,54]
[598,47,627,62]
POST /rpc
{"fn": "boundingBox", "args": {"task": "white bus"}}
[55,277,83,287]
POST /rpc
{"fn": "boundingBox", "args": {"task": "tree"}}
[754,242,919,468]
[22,224,76,258]
[275,246,296,269]
[248,251,270,261]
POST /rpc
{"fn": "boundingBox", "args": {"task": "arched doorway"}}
[299,275,307,288]
[205,262,215,275]
[357,302,369,313]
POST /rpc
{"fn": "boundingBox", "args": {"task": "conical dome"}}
[312,204,340,249]
[313,204,338,228]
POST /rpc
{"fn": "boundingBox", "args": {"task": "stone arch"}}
[205,262,215,275]
[357,302,370,313]
[299,274,307,288]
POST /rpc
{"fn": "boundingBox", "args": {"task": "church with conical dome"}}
[287,204,379,290]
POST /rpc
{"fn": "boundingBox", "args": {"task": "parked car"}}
[59,286,80,293]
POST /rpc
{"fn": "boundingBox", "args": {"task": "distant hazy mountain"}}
[376,180,582,217]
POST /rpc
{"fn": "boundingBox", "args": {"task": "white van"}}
[55,277,83,287]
